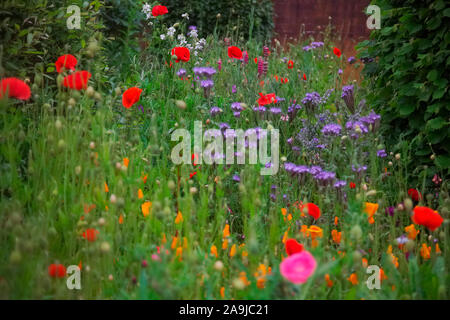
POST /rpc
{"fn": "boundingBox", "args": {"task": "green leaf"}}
[427,69,438,82]
[436,155,450,169]
[432,87,447,100]
[427,117,446,130]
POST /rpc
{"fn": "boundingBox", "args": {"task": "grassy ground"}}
[0,13,448,300]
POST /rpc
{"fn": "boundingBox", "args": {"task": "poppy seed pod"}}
[404,198,413,212]
[350,225,362,241]
[175,100,187,110]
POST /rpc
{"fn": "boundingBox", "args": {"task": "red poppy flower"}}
[333,47,342,58]
[228,46,243,59]
[48,264,66,278]
[349,182,356,189]
[62,71,91,90]
[82,228,99,242]
[412,206,443,231]
[408,188,422,201]
[287,60,294,69]
[152,5,168,17]
[171,47,190,63]
[302,203,321,220]
[254,57,258,64]
[257,92,277,106]
[285,238,304,256]
[55,54,77,73]
[0,77,31,101]
[122,87,143,109]
[303,73,307,81]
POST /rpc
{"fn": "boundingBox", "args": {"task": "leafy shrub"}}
[357,0,450,177]
[0,0,105,80]
[100,0,274,43]
[162,0,274,41]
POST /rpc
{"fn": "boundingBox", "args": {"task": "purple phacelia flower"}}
[377,149,387,158]
[321,123,342,136]
[210,106,222,117]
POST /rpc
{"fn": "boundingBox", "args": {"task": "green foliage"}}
[357,0,450,178]
[162,0,274,42]
[0,0,106,80]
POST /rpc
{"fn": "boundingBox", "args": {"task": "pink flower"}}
[280,250,317,284]
[151,254,161,261]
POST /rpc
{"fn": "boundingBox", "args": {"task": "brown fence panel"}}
[273,0,371,58]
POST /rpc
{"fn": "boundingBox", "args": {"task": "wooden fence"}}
[273,0,371,57]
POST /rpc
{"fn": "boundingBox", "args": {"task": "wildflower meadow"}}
[0,0,449,304]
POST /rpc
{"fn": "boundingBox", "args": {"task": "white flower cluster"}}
[142,3,154,20]
[181,13,189,20]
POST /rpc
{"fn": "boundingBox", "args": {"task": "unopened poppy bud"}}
[10,250,22,264]
[366,190,377,197]
[232,278,245,290]
[163,206,171,216]
[86,86,95,97]
[173,23,180,28]
[430,154,435,160]
[397,203,404,211]
[98,217,106,226]
[350,225,362,241]
[388,161,393,166]
[189,187,198,194]
[405,240,415,252]
[89,141,95,149]
[168,180,176,190]
[115,162,122,170]
[75,165,82,175]
[100,241,110,253]
[108,274,114,281]
[175,100,187,110]
[214,261,224,271]
[281,156,287,162]
[216,13,221,19]
[55,119,63,129]
[114,87,121,96]
[352,250,362,264]
[395,153,400,160]
[94,92,102,101]
[58,139,66,149]
[404,198,413,212]
[110,194,117,204]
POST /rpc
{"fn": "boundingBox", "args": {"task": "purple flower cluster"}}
[321,123,342,136]
[284,163,340,187]
[377,149,387,158]
[303,41,324,51]
[231,102,243,118]
[287,103,302,120]
[302,92,321,114]
[200,79,214,89]
[194,66,216,98]
[345,120,369,139]
[360,110,381,132]
[341,85,355,113]
[209,106,222,117]
[193,66,216,78]
[176,68,187,78]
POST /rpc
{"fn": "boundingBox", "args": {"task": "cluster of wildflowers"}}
[303,41,324,51]
[193,66,216,97]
